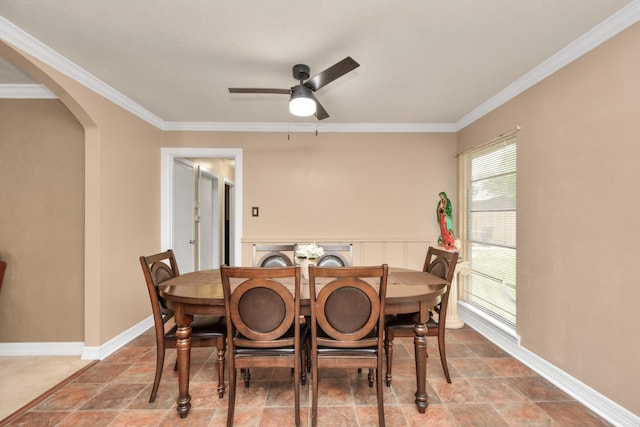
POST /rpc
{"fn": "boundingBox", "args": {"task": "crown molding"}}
[0,83,56,98]
[162,121,457,133]
[456,0,640,130]
[0,16,165,128]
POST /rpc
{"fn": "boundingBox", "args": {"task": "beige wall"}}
[458,22,640,414]
[1,40,165,346]
[164,131,458,268]
[0,99,84,341]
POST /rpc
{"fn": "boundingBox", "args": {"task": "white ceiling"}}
[0,0,637,130]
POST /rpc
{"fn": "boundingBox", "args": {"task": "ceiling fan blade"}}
[309,92,329,120]
[228,88,290,94]
[305,56,360,92]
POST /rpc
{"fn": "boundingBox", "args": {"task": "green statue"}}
[437,191,457,250]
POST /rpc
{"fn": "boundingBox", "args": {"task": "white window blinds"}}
[461,134,517,327]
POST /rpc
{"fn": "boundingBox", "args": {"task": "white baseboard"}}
[0,316,153,361]
[458,302,640,427]
[81,316,154,360]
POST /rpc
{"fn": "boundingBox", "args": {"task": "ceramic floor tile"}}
[492,401,560,426]
[314,405,358,427]
[448,403,510,426]
[483,356,537,377]
[315,378,355,406]
[2,324,617,427]
[6,410,72,426]
[33,382,105,411]
[79,383,147,410]
[402,403,458,427]
[264,380,306,407]
[537,401,612,426]
[447,357,500,378]
[509,376,574,402]
[356,404,400,427]
[72,362,131,384]
[259,406,309,427]
[467,377,529,402]
[429,377,487,404]
[56,410,119,427]
[465,341,510,357]
[160,407,216,426]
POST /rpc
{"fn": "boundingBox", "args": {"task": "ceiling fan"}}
[228,56,360,120]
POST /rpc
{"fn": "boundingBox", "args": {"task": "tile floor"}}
[3,325,611,426]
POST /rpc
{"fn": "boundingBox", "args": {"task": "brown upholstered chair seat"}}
[384,312,439,329]
[164,316,226,341]
[233,323,304,354]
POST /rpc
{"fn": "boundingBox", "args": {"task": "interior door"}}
[198,168,220,269]
[173,159,196,273]
[225,180,236,266]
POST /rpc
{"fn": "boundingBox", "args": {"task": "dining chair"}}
[252,244,296,267]
[220,265,303,427]
[316,243,353,267]
[384,247,459,385]
[139,250,227,402]
[308,264,388,427]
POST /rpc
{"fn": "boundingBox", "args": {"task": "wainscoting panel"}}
[242,239,438,270]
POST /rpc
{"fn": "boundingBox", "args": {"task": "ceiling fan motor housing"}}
[292,64,310,82]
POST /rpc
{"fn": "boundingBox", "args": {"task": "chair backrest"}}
[317,244,353,267]
[140,250,180,324]
[309,265,388,348]
[220,266,301,349]
[423,247,459,308]
[252,244,296,267]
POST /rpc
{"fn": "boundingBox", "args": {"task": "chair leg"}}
[368,369,374,387]
[243,368,251,387]
[227,365,237,427]
[437,327,451,383]
[216,338,226,398]
[149,347,165,403]
[311,362,319,427]
[294,359,301,427]
[376,364,386,427]
[300,346,307,386]
[384,332,394,387]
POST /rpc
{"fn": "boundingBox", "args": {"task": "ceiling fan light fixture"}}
[289,85,316,117]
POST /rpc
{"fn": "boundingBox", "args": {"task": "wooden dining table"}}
[160,267,449,418]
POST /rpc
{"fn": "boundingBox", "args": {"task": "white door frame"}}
[198,166,221,270]
[161,147,243,266]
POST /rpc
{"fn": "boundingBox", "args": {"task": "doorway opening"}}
[161,148,243,267]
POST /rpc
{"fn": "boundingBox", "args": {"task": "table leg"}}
[413,321,428,413]
[175,304,193,418]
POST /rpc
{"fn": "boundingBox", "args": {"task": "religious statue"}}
[437,191,458,250]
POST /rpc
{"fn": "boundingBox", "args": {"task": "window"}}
[460,134,517,327]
